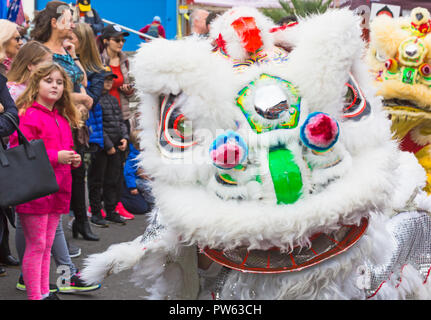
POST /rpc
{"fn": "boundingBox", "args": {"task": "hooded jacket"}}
[9,102,79,214]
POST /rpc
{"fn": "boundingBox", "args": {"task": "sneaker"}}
[58,272,101,294]
[16,275,59,293]
[89,206,107,218]
[115,202,135,220]
[42,292,60,300]
[105,211,126,225]
[0,267,6,277]
[90,213,109,228]
[67,242,81,258]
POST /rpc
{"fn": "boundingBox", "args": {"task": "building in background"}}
[20,0,431,51]
[24,0,178,51]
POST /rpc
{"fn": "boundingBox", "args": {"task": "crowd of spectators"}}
[0,0,234,300]
[0,0,154,300]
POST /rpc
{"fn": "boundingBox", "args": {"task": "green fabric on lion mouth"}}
[268,148,303,205]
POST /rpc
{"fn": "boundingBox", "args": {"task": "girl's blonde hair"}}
[72,23,104,73]
[16,62,82,128]
[7,41,52,84]
[0,19,18,62]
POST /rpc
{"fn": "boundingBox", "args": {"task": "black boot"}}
[0,221,19,267]
[72,220,99,241]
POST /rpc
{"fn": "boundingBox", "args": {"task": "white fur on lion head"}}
[129,7,425,253]
[209,6,275,60]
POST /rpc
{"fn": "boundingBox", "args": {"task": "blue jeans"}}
[136,178,155,204]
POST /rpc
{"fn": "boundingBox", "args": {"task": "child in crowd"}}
[10,62,82,300]
[88,66,129,227]
[121,130,154,215]
[7,41,52,100]
[8,42,101,295]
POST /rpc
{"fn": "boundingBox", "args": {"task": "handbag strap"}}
[0,140,8,167]
[0,112,36,167]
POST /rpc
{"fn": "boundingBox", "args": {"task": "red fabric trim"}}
[423,265,431,284]
[269,22,298,33]
[367,280,387,299]
[399,130,428,154]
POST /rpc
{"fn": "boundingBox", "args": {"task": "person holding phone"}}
[100,24,134,133]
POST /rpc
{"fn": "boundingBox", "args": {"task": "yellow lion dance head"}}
[368,7,431,193]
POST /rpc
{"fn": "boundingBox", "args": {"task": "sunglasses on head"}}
[110,37,126,43]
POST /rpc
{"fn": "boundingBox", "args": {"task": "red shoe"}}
[88,206,107,218]
[115,202,135,220]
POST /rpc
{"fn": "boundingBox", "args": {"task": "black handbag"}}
[0,112,59,207]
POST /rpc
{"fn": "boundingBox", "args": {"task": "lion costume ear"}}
[279,9,365,117]
[368,15,410,63]
[131,38,239,133]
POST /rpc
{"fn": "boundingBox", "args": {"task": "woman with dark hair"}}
[31,1,92,111]
[100,24,134,131]
[99,24,136,220]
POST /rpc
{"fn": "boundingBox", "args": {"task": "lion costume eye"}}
[342,74,371,121]
[419,63,431,76]
[157,93,196,158]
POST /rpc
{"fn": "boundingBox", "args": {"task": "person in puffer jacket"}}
[120,130,154,215]
[86,102,103,151]
[87,66,129,227]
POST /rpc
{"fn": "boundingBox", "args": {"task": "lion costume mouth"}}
[383,99,431,120]
[202,217,369,274]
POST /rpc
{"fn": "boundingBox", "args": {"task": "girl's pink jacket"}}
[9,101,79,215]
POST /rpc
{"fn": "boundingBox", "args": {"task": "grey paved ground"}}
[0,213,149,300]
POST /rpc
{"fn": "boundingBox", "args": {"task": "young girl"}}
[10,63,82,300]
[7,41,53,100]
[9,43,100,294]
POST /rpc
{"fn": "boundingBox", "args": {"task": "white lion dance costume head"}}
[81,7,431,300]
